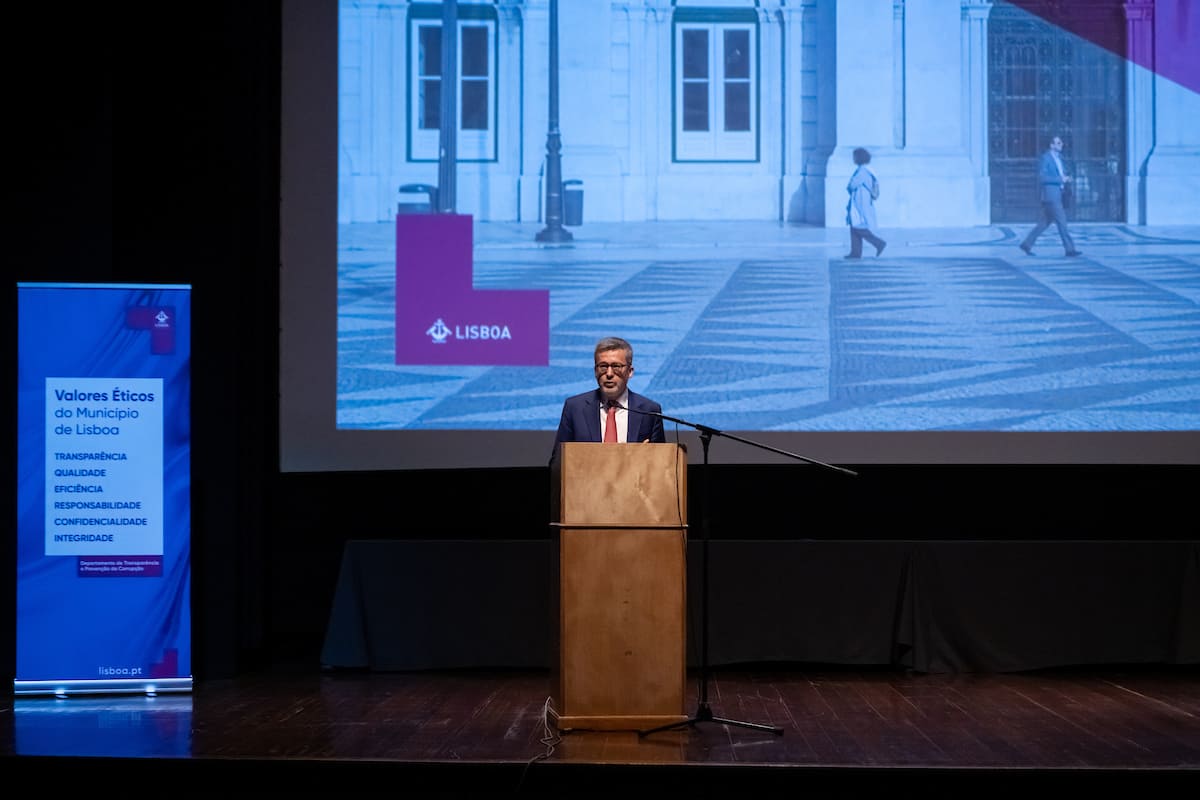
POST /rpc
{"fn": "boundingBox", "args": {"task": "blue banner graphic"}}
[16,283,192,696]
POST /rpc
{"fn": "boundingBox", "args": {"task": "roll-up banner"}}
[15,283,192,696]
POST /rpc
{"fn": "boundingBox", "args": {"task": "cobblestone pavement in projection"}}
[337,221,1200,433]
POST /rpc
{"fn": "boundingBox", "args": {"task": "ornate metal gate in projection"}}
[987,3,1126,223]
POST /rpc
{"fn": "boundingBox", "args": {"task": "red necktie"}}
[604,404,618,443]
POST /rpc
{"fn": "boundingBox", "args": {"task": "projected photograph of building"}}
[333,0,1200,436]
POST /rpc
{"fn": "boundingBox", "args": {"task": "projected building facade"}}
[337,0,1198,228]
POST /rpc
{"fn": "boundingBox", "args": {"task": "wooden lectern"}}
[549,442,689,731]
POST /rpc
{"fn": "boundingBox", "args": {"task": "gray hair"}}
[594,336,633,365]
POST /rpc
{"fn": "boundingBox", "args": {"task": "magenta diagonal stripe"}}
[1009,1,1199,95]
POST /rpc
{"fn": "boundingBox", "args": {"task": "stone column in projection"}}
[1139,1,1200,225]
[824,0,992,228]
[822,0,894,228]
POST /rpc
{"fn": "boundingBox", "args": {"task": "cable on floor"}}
[514,695,565,792]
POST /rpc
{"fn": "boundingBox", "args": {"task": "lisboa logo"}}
[426,318,452,344]
[426,318,513,344]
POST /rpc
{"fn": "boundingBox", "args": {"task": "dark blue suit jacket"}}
[550,389,666,464]
[1037,150,1067,204]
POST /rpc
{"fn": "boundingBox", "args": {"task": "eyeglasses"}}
[594,363,629,374]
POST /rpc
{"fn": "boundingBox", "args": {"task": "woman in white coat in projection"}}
[845,147,887,259]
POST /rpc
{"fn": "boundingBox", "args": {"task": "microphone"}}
[610,400,673,423]
[608,400,667,423]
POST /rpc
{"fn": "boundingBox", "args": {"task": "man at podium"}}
[551,336,666,462]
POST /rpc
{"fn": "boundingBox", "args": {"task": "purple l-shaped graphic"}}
[395,213,549,365]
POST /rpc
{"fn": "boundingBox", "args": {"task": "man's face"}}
[1051,137,1064,153]
[594,348,633,403]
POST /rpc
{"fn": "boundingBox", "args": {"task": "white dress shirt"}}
[601,391,630,443]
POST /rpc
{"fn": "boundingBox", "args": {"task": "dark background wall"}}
[6,4,281,682]
[5,4,1195,685]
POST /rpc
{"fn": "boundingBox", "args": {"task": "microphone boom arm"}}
[630,406,857,477]
[627,402,856,737]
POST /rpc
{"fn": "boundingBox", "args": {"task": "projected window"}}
[409,15,497,162]
[674,18,757,162]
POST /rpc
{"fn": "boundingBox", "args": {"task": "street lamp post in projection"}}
[437,0,457,213]
[536,0,572,243]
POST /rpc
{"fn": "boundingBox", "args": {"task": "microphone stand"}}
[632,408,857,737]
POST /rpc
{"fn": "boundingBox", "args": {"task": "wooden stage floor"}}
[4,664,1198,794]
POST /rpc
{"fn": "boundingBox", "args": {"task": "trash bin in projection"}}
[563,180,583,226]
[397,183,438,214]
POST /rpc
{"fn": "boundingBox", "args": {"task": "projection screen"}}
[280,0,1199,472]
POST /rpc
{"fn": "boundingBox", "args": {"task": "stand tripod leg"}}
[639,702,783,737]
[707,711,784,735]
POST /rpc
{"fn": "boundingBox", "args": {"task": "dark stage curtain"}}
[321,539,1200,674]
